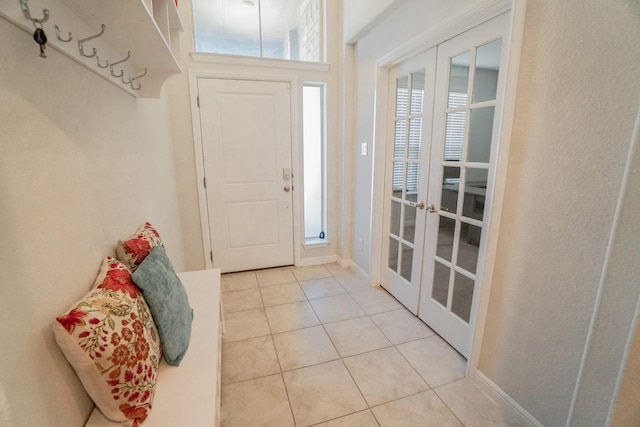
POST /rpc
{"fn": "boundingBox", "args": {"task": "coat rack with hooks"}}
[20,0,48,23]
[1,0,183,98]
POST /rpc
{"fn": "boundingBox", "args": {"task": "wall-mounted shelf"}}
[0,0,183,98]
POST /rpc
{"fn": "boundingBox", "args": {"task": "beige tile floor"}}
[220,263,522,427]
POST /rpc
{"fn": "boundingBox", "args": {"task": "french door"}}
[381,49,437,314]
[381,14,508,358]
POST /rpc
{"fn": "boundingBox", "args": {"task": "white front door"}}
[381,13,508,358]
[197,78,294,273]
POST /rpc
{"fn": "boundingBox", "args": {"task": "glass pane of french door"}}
[428,38,501,323]
[381,47,437,315]
[387,70,426,283]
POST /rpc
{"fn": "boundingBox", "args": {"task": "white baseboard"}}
[335,255,352,269]
[297,256,370,282]
[347,260,368,279]
[474,372,543,427]
[295,255,338,267]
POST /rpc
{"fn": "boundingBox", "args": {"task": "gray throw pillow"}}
[132,245,193,366]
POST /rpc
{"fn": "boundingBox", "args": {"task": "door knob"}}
[284,186,291,192]
[426,203,437,213]
[409,201,425,209]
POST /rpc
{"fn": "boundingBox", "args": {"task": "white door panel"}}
[380,48,437,314]
[225,201,279,248]
[198,78,294,273]
[419,13,508,358]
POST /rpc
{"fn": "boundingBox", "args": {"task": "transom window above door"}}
[192,0,323,62]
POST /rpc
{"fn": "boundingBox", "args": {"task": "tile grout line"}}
[329,280,470,425]
[288,267,343,426]
[360,318,472,427]
[431,382,469,427]
[224,266,455,425]
[383,320,471,426]
[313,298,372,414]
[257,274,299,427]
[312,276,425,423]
[294,268,376,426]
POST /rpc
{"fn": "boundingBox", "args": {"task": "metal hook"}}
[54,25,72,42]
[96,55,109,68]
[129,68,147,91]
[109,51,131,78]
[77,24,106,58]
[20,0,49,24]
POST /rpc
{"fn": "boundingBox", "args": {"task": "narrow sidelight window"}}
[302,83,326,242]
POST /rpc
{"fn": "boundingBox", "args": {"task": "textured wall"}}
[479,1,640,425]
[343,0,408,43]
[351,0,475,274]
[568,106,640,425]
[349,0,640,424]
[0,18,184,426]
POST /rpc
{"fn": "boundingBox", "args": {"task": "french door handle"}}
[409,201,425,209]
[426,203,438,213]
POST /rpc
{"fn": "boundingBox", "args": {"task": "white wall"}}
[0,17,185,426]
[349,0,473,273]
[478,1,640,425]
[566,104,640,425]
[166,0,347,271]
[349,0,640,425]
[342,0,407,43]
[572,103,640,425]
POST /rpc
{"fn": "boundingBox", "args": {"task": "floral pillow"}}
[116,222,163,272]
[54,257,161,426]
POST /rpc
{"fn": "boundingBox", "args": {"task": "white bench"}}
[85,269,223,427]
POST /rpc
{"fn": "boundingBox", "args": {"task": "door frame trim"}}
[189,70,301,270]
[369,0,527,374]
